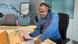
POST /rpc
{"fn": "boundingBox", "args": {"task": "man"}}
[29,3,62,44]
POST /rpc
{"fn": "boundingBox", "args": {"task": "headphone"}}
[40,3,51,12]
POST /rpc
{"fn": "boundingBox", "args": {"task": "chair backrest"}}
[4,14,16,26]
[58,13,69,40]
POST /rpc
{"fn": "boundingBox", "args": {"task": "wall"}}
[67,0,78,44]
[0,0,29,11]
[72,0,78,41]
[29,0,42,24]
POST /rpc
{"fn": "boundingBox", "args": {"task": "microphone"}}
[35,16,38,22]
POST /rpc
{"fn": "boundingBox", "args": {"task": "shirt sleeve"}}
[39,13,60,42]
[29,21,41,37]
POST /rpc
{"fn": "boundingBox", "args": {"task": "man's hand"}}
[35,38,41,44]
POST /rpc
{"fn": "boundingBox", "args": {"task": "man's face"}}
[39,6,48,17]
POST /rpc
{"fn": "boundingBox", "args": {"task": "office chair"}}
[58,13,70,44]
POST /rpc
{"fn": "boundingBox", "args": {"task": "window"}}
[44,0,75,18]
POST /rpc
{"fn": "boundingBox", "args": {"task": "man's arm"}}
[29,28,41,37]
[29,22,41,37]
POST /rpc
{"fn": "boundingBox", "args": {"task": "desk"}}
[0,25,56,44]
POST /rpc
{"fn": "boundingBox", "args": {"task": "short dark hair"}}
[40,3,50,8]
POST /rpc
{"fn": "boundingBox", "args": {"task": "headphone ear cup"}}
[48,8,51,12]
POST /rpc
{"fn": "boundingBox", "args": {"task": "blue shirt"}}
[29,12,61,42]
